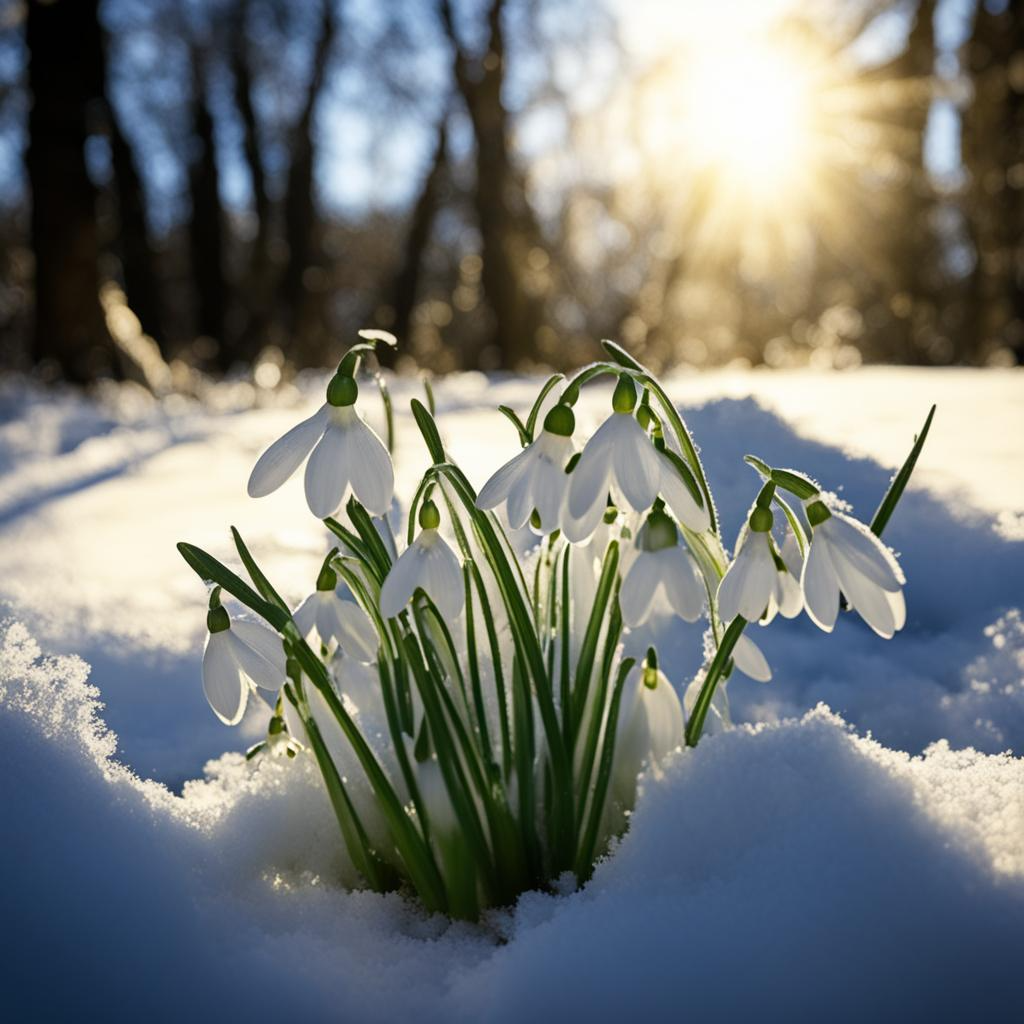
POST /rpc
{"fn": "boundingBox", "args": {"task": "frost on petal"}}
[826,514,903,591]
[379,543,422,618]
[732,633,772,682]
[659,454,710,533]
[829,545,899,639]
[662,547,705,623]
[347,415,395,516]
[802,537,840,633]
[477,446,533,511]
[333,599,379,663]
[247,404,329,498]
[612,416,662,512]
[225,629,285,693]
[620,552,662,627]
[202,633,246,724]
[568,419,616,520]
[419,532,465,621]
[304,424,350,519]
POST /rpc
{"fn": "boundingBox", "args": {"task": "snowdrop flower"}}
[247,372,394,518]
[202,596,286,725]
[717,505,778,623]
[612,661,684,809]
[476,403,576,533]
[380,501,464,621]
[293,565,378,663]
[567,375,662,533]
[620,508,705,627]
[801,501,906,638]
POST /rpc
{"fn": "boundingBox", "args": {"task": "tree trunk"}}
[25,0,118,382]
[187,54,229,368]
[440,0,547,369]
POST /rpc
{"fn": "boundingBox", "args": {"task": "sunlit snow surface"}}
[1,368,1023,1019]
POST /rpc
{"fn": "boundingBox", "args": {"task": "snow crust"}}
[1,368,1023,1017]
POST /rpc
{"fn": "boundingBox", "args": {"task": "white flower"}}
[567,412,662,527]
[761,530,803,625]
[717,527,776,623]
[658,451,711,533]
[801,505,906,638]
[247,399,394,518]
[202,614,286,725]
[294,586,378,663]
[379,505,464,621]
[620,510,705,627]
[476,428,576,533]
[731,632,771,682]
[612,664,684,808]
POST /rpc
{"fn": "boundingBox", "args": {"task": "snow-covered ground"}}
[2,367,1022,1020]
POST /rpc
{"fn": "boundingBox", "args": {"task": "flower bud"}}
[612,374,637,414]
[806,500,832,527]
[543,403,575,437]
[749,506,773,533]
[419,499,441,531]
[207,605,230,633]
[316,565,338,592]
[326,373,358,407]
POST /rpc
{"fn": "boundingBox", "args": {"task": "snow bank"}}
[3,621,1022,1020]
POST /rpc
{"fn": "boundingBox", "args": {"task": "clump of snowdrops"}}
[180,333,933,920]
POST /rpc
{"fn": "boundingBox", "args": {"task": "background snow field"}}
[2,368,1023,1020]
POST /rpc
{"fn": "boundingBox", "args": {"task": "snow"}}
[1,367,1023,1018]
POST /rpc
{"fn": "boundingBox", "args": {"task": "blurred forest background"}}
[0,0,1020,388]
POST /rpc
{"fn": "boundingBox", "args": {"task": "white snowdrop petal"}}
[333,599,379,663]
[292,594,319,639]
[506,465,536,530]
[620,553,662,627]
[801,537,840,632]
[777,569,804,619]
[225,629,285,693]
[379,543,421,618]
[421,533,465,620]
[886,588,907,632]
[646,676,685,763]
[561,490,607,544]
[247,404,329,498]
[732,633,772,682]
[568,420,616,519]
[826,514,903,591]
[347,415,395,516]
[739,542,778,622]
[829,545,899,639]
[612,417,662,512]
[315,594,339,644]
[659,455,711,533]
[663,548,706,622]
[304,424,350,519]
[231,619,287,674]
[202,634,247,724]
[476,446,533,510]
[532,453,570,532]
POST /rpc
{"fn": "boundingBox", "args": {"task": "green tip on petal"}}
[749,506,774,532]
[643,509,678,551]
[612,374,637,414]
[207,605,230,633]
[327,373,358,407]
[807,500,832,527]
[543,403,575,437]
[419,500,441,531]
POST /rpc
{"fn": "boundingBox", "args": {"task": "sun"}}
[680,39,815,198]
